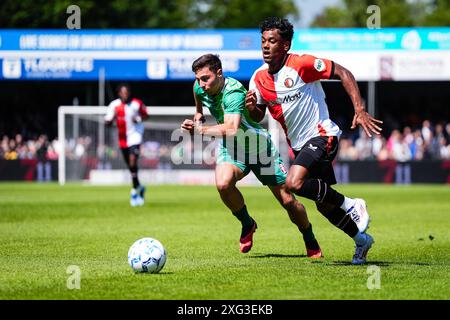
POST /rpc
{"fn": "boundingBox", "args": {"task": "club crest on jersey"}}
[278,163,288,174]
[284,77,294,88]
[314,59,326,72]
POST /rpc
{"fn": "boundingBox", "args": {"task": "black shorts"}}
[292,136,339,185]
[121,145,141,166]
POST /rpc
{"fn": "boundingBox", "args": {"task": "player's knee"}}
[283,198,298,211]
[285,176,304,194]
[216,180,234,193]
[279,193,297,210]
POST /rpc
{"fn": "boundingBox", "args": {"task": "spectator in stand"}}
[402,126,414,151]
[4,138,18,160]
[26,139,38,160]
[0,135,8,158]
[15,134,32,159]
[421,120,433,146]
[36,134,51,182]
[386,129,398,156]
[387,130,412,162]
[372,135,388,161]
[433,124,448,160]
[439,137,450,159]
[51,139,62,160]
[428,127,442,160]
[354,130,373,160]
[411,129,424,160]
[434,123,446,151]
[46,142,59,161]
[15,134,24,149]
[445,123,450,142]
[435,123,445,139]
[74,137,86,159]
[337,138,358,160]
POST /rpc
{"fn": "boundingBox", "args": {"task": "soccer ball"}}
[127,237,167,273]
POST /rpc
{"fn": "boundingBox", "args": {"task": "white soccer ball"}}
[127,237,167,273]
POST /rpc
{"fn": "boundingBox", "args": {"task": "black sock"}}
[320,206,358,238]
[130,167,140,189]
[299,223,320,250]
[296,179,344,207]
[232,205,254,236]
[132,177,140,189]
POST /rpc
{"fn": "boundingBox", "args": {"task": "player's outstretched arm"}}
[332,63,383,137]
[245,90,266,122]
[195,114,241,137]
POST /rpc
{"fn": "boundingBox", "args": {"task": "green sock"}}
[299,223,319,250]
[232,205,253,228]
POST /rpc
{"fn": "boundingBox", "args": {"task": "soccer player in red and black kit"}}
[246,17,383,264]
[105,84,148,207]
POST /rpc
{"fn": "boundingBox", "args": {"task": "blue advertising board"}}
[1,28,449,81]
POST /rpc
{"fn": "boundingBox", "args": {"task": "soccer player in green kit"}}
[181,54,322,257]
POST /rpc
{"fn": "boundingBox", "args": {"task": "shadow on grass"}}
[249,253,308,258]
[134,271,174,275]
[326,260,392,267]
[326,261,431,267]
[248,255,433,267]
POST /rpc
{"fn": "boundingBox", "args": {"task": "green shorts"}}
[216,142,288,186]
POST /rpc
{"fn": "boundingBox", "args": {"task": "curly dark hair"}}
[192,54,222,73]
[259,17,294,42]
[116,82,130,94]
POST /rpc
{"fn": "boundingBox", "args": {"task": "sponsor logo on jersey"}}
[268,92,302,106]
[314,59,326,72]
[280,92,302,104]
[308,144,318,151]
[284,77,294,88]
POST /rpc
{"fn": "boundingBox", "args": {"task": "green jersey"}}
[194,77,270,154]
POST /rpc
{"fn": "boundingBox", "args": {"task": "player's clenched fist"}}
[245,89,257,109]
[181,119,194,133]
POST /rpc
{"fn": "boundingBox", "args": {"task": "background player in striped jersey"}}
[105,83,148,207]
[246,17,383,264]
[182,54,323,257]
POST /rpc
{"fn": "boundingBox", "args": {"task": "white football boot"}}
[346,198,370,233]
[130,189,139,207]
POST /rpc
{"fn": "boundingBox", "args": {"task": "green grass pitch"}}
[0,183,449,299]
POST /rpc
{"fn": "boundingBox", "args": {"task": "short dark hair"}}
[260,17,294,42]
[192,54,222,73]
[116,82,130,93]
